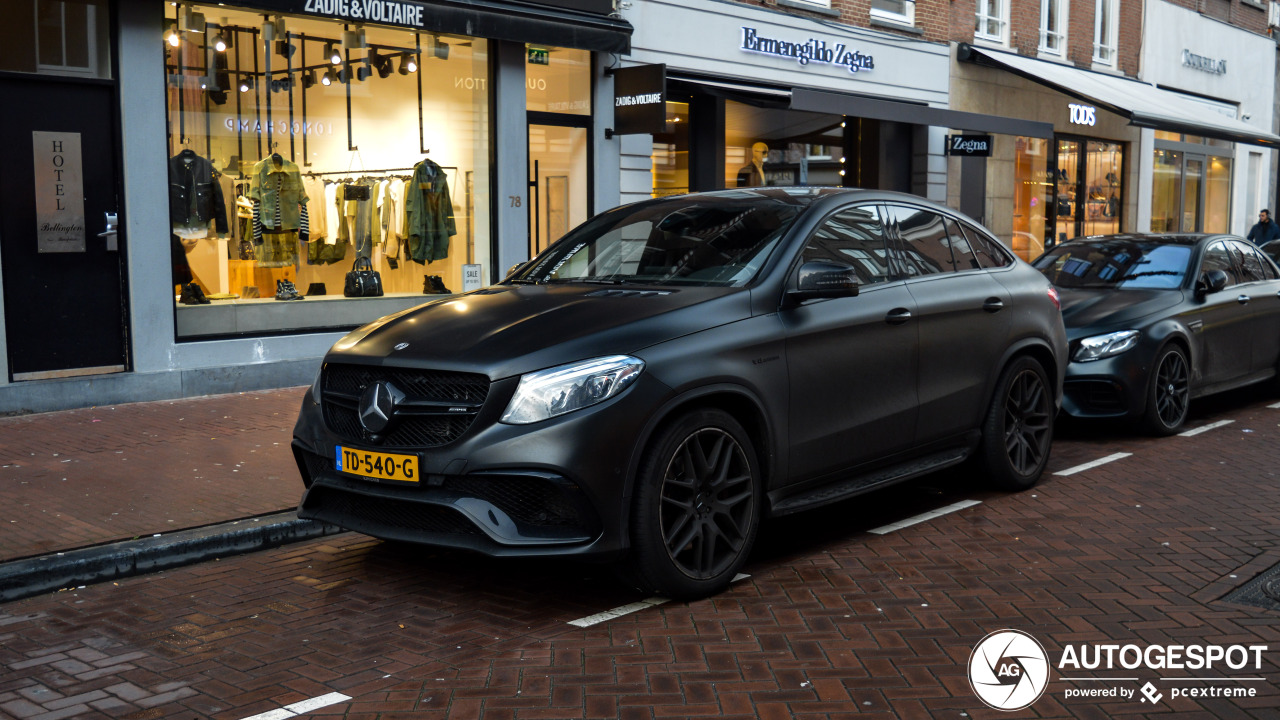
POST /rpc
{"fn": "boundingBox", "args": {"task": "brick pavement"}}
[0,389,306,563]
[1,392,1278,718]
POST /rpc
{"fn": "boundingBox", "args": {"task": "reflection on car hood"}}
[326,284,751,380]
[1057,287,1184,334]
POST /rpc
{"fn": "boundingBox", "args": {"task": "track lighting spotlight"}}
[397,53,417,74]
[321,68,334,86]
[166,23,180,47]
[213,31,226,52]
[303,69,316,88]
[370,49,393,79]
[274,39,296,59]
[326,42,341,65]
[239,76,253,93]
[356,60,371,81]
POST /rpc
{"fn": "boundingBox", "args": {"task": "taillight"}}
[1047,286,1061,310]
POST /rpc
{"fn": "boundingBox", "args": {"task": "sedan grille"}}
[321,363,490,448]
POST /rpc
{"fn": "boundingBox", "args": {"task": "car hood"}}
[1057,287,1184,336]
[325,284,752,379]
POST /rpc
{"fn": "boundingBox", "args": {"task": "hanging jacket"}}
[404,159,456,264]
[168,150,228,234]
[248,155,308,232]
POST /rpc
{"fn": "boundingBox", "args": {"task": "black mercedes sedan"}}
[1033,233,1280,435]
[292,188,1067,599]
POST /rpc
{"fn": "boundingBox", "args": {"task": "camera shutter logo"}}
[969,630,1051,711]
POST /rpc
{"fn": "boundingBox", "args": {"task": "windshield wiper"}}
[508,278,543,285]
[1119,270,1181,280]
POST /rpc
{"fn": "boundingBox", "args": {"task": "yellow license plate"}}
[335,446,419,483]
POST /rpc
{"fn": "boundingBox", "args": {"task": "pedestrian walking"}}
[1246,209,1280,245]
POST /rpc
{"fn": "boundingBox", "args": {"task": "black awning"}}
[790,88,1055,138]
[226,0,633,54]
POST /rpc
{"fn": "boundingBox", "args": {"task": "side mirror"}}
[787,261,860,304]
[1195,269,1228,299]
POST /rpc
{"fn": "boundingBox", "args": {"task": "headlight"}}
[308,366,324,405]
[501,356,644,425]
[1073,330,1140,362]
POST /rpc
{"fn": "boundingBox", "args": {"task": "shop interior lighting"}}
[239,75,253,93]
[275,39,296,59]
[429,35,449,60]
[370,49,393,78]
[326,42,341,65]
[302,69,317,88]
[166,23,181,47]
[321,68,334,86]
[180,6,206,33]
[356,59,372,81]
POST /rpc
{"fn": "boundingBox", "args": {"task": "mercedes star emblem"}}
[358,381,404,434]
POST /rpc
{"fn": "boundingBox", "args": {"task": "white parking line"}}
[239,692,350,720]
[1178,419,1236,437]
[566,575,751,628]
[1053,452,1132,476]
[867,500,982,535]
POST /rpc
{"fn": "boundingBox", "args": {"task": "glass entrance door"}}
[1182,157,1203,232]
[527,124,588,256]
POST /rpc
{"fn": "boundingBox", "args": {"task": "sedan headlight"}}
[501,356,645,425]
[1073,330,1141,362]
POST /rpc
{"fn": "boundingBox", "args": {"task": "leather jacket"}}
[168,151,229,234]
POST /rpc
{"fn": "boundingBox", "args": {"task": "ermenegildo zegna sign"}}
[285,0,612,28]
[946,134,993,157]
[33,131,86,253]
[741,26,874,73]
[612,63,666,136]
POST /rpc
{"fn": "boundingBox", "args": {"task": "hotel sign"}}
[33,131,86,253]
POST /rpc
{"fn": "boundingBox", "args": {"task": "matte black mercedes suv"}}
[292,189,1067,599]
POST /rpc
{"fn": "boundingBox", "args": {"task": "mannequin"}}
[737,142,768,188]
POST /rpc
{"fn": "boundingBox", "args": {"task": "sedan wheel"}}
[981,356,1053,490]
[629,409,760,600]
[1143,345,1190,435]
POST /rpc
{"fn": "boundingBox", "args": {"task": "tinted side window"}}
[942,217,982,271]
[802,206,892,285]
[960,221,1012,268]
[1231,241,1269,283]
[1201,241,1241,286]
[881,204,954,276]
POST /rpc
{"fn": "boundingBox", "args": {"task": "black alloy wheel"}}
[1143,345,1190,435]
[981,355,1053,490]
[629,409,761,599]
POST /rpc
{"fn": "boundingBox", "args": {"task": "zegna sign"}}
[740,27,874,74]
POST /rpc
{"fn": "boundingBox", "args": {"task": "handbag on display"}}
[344,257,384,297]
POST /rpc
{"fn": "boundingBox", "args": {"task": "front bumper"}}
[1060,351,1151,419]
[292,371,670,559]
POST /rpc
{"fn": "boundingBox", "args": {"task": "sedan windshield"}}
[1033,240,1192,290]
[511,194,806,287]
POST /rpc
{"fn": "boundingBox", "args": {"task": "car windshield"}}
[510,193,807,287]
[1032,240,1192,290]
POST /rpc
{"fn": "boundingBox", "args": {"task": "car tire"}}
[980,355,1054,491]
[627,409,761,600]
[1142,344,1190,436]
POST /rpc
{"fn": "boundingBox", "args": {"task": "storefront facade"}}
[1138,1,1276,237]
[951,12,1277,261]
[0,0,629,413]
[616,0,1045,211]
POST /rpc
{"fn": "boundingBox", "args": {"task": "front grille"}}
[443,476,587,530]
[324,364,488,404]
[305,486,481,537]
[321,363,490,448]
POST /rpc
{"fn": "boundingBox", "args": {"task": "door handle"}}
[97,212,119,251]
[1237,294,1251,304]
[982,297,1005,312]
[885,308,912,325]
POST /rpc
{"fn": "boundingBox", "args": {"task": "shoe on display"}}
[423,275,451,294]
[305,282,327,297]
[275,279,305,301]
[191,283,211,304]
[179,283,201,305]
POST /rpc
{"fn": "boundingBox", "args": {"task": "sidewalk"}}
[0,388,324,599]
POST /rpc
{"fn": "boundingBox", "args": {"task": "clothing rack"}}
[303,166,458,176]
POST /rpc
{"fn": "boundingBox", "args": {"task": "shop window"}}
[723,100,843,189]
[1151,149,1182,233]
[1205,156,1231,233]
[1093,0,1118,66]
[526,46,590,115]
[975,0,1008,44]
[871,0,916,26]
[1013,136,1049,261]
[164,4,490,337]
[0,0,110,78]
[1151,143,1231,234]
[1039,0,1066,55]
[652,100,690,197]
[1053,137,1123,244]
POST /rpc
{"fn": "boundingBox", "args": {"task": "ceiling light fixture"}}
[166,23,180,47]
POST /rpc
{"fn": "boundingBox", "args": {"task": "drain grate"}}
[1221,561,1280,612]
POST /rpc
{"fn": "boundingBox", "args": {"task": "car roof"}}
[1063,232,1236,246]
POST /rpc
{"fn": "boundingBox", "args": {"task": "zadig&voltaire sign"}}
[740,26,874,73]
[303,0,427,26]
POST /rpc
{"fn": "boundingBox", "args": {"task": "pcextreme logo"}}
[968,630,1269,711]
